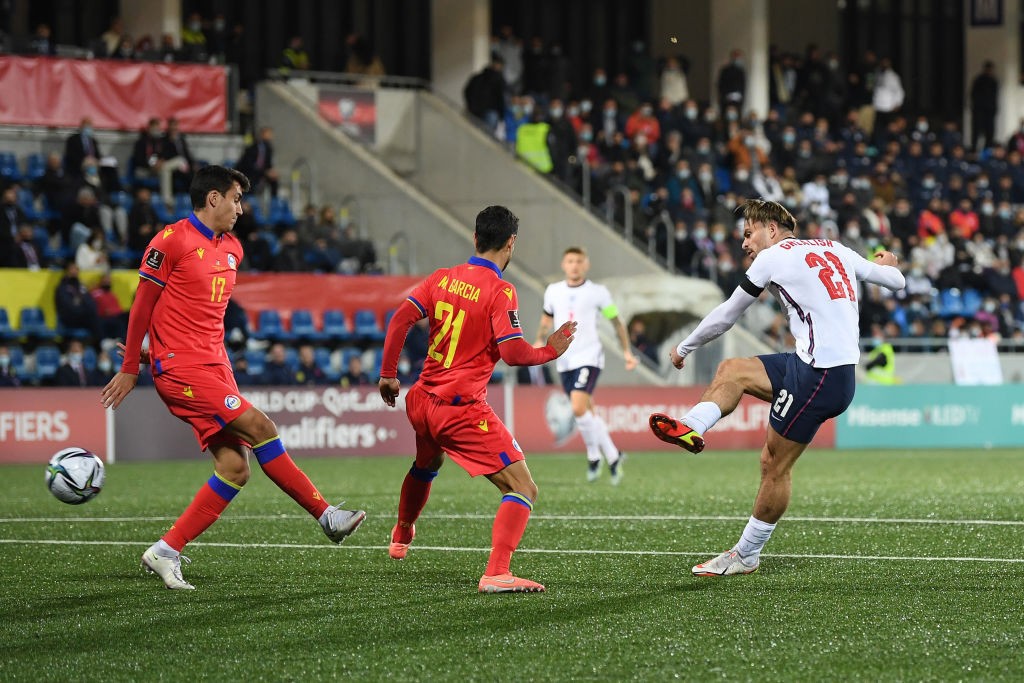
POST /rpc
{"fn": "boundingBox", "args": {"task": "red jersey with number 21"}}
[137,214,243,373]
[406,256,523,403]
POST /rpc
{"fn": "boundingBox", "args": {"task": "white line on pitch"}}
[1,538,1023,564]
[2,513,1024,526]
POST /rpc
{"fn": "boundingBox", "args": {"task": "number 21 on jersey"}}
[428,301,465,368]
[805,251,856,302]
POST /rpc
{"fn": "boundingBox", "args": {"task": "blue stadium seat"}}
[353,309,385,341]
[314,346,339,381]
[252,310,292,341]
[17,188,44,222]
[247,201,269,227]
[83,346,97,371]
[369,346,384,377]
[58,323,93,341]
[110,191,133,212]
[383,308,397,332]
[259,230,278,254]
[938,289,965,318]
[269,197,296,227]
[0,308,16,341]
[151,195,175,225]
[23,153,46,181]
[34,345,61,380]
[289,309,324,341]
[8,345,28,380]
[283,346,299,369]
[18,307,57,341]
[340,346,363,370]
[321,309,352,342]
[962,289,982,317]
[0,152,21,181]
[173,193,192,220]
[244,349,266,376]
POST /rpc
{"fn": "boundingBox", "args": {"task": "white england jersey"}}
[744,238,876,368]
[542,280,616,372]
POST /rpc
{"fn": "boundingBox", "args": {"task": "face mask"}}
[581,130,593,142]
[828,60,839,70]
[98,359,112,373]
[604,108,617,118]
[984,302,997,313]
[398,360,411,375]
[82,126,93,137]
[641,107,653,117]
[982,204,994,215]
[85,166,99,177]
[594,76,606,87]
[567,106,579,117]
[783,133,796,144]
[68,353,83,365]
[675,229,688,239]
[149,126,161,136]
[798,149,811,158]
[189,21,201,32]
[580,100,592,113]
[0,356,8,369]
[523,103,534,115]
[910,267,924,277]
[699,172,712,182]
[512,105,523,117]
[999,208,1012,219]
[677,169,690,179]
[922,179,936,189]
[735,170,749,182]
[91,239,103,250]
[712,232,725,243]
[697,144,710,154]
[685,108,697,120]
[978,179,990,189]
[550,107,563,118]
[733,59,743,67]
[719,261,734,272]
[694,228,708,239]
[705,112,717,123]
[744,136,754,146]
[847,228,860,240]
[214,19,226,31]
[726,110,739,121]
[917,122,928,133]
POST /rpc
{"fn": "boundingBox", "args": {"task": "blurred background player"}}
[649,199,904,577]
[378,205,577,593]
[535,247,637,484]
[101,166,365,590]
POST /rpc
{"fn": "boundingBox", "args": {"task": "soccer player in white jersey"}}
[536,247,637,484]
[649,199,905,576]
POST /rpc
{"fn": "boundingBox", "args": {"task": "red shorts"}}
[405,383,524,477]
[153,364,252,452]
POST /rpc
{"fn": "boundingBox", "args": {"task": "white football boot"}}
[141,547,195,590]
[691,549,759,577]
[320,505,366,543]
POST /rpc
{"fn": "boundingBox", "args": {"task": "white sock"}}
[575,411,603,464]
[734,516,777,559]
[682,401,722,435]
[154,539,179,557]
[592,413,621,466]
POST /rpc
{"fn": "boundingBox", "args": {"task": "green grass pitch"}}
[3,448,1023,681]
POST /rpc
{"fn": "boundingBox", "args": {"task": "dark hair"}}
[190,165,250,210]
[737,198,797,232]
[474,205,519,252]
[563,246,586,257]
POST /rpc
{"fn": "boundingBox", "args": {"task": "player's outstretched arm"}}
[671,286,759,370]
[611,316,638,370]
[500,321,577,366]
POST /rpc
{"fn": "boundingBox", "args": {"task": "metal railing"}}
[387,231,414,275]
[338,194,367,239]
[289,157,314,209]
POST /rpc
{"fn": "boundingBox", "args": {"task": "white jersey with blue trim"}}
[744,238,874,368]
[543,279,615,372]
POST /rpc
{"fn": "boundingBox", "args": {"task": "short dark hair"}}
[563,246,586,257]
[474,205,519,253]
[190,165,250,210]
[737,198,797,232]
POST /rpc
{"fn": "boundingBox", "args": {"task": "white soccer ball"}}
[46,447,105,505]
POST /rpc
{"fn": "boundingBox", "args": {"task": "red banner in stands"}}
[0,56,227,133]
[511,385,837,453]
[232,273,423,329]
[0,388,109,463]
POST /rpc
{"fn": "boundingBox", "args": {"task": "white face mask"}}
[98,359,112,373]
[398,360,411,375]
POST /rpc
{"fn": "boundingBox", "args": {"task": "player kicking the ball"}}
[535,247,637,484]
[102,166,365,590]
[378,205,576,593]
[648,199,904,577]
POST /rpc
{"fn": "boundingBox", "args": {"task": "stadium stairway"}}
[256,79,770,385]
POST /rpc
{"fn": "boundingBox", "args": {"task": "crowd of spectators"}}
[465,31,1024,350]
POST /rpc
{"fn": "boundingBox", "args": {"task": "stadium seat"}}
[247,201,269,227]
[58,323,93,341]
[383,308,397,332]
[151,195,175,225]
[110,191,133,212]
[33,345,61,380]
[938,289,964,318]
[961,289,982,317]
[23,153,46,181]
[353,309,385,341]
[283,346,299,369]
[0,308,16,341]
[83,346,97,371]
[252,310,292,341]
[314,346,339,381]
[0,151,21,182]
[18,307,57,341]
[244,349,266,376]
[289,309,324,341]
[340,346,363,370]
[322,309,352,342]
[7,345,28,380]
[269,197,296,227]
[17,188,44,222]
[173,193,192,220]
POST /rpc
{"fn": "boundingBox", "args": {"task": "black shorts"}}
[560,366,601,395]
[758,353,855,444]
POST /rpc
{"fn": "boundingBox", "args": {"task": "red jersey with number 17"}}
[137,214,243,373]
[406,256,523,403]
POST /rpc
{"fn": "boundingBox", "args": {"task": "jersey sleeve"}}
[743,247,777,291]
[542,284,554,317]
[138,230,182,288]
[596,284,619,319]
[492,282,524,344]
[405,270,441,318]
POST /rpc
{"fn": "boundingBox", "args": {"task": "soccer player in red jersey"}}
[101,166,365,590]
[378,205,577,593]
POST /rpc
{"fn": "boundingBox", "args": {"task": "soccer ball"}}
[46,447,105,504]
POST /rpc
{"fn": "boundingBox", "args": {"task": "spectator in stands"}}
[64,186,101,253]
[272,229,305,272]
[131,118,164,188]
[1,186,25,253]
[30,23,56,56]
[236,126,279,196]
[0,345,19,387]
[77,158,126,244]
[11,224,43,270]
[127,187,158,251]
[717,49,746,115]
[659,56,689,107]
[90,272,127,341]
[111,35,136,60]
[522,37,549,102]
[99,17,123,57]
[259,343,291,385]
[464,55,506,134]
[625,102,661,146]
[205,13,228,62]
[64,118,100,179]
[223,298,249,348]
[39,151,69,211]
[55,262,98,337]
[340,355,371,388]
[281,35,310,72]
[970,61,998,151]
[396,351,418,384]
[344,33,385,75]
[75,226,109,271]
[180,13,208,62]
[547,99,577,183]
[294,344,327,386]
[628,318,659,366]
[232,353,256,386]
[158,33,179,62]
[336,224,376,274]
[872,57,904,147]
[159,117,194,204]
[492,25,523,95]
[54,339,104,387]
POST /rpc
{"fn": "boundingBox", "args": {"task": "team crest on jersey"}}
[145,248,165,269]
[502,287,514,300]
[196,248,205,260]
[162,227,174,239]
[512,438,522,453]
[507,310,521,328]
[224,395,241,410]
[227,254,237,270]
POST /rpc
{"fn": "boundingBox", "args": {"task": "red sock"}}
[394,465,436,543]
[254,438,329,518]
[485,493,533,576]
[163,474,240,551]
